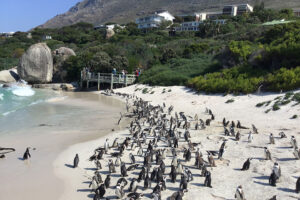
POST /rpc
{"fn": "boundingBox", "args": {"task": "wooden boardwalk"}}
[80,71,136,90]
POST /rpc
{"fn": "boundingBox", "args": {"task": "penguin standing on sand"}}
[269,171,277,186]
[104,174,111,188]
[121,162,128,177]
[115,183,125,199]
[204,171,212,188]
[23,148,31,160]
[144,172,151,189]
[179,174,188,191]
[96,184,106,199]
[104,139,109,153]
[73,154,79,168]
[170,165,177,183]
[129,153,136,164]
[129,178,138,192]
[248,132,253,143]
[241,158,251,171]
[235,185,245,200]
[108,159,116,173]
[270,133,275,144]
[264,147,272,160]
[296,177,300,193]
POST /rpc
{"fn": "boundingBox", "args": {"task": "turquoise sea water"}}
[0,84,57,117]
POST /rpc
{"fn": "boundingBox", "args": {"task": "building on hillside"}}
[0,32,14,38]
[136,10,175,29]
[294,9,300,17]
[174,19,226,32]
[223,4,253,16]
[94,24,125,31]
[42,35,52,40]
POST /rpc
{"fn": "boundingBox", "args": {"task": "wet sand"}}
[0,91,127,200]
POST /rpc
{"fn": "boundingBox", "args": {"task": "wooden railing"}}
[80,71,136,90]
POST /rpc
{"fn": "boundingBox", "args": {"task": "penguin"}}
[127,192,144,200]
[137,147,143,156]
[170,165,177,183]
[115,156,122,167]
[160,160,166,174]
[112,138,119,148]
[235,185,245,200]
[89,176,99,191]
[279,132,286,138]
[248,132,253,143]
[129,178,138,193]
[95,160,102,170]
[179,174,188,191]
[108,159,116,173]
[96,184,106,198]
[95,171,103,184]
[117,177,128,187]
[157,168,163,183]
[176,161,183,174]
[138,167,146,182]
[171,156,178,167]
[269,171,277,186]
[104,139,109,153]
[120,162,128,177]
[268,196,276,200]
[235,131,241,141]
[23,148,31,160]
[151,168,158,182]
[73,154,79,168]
[144,172,151,189]
[272,162,281,180]
[170,191,185,200]
[97,149,104,160]
[293,147,300,159]
[291,136,298,149]
[127,164,139,171]
[270,133,275,144]
[204,171,212,188]
[241,158,251,171]
[185,148,192,162]
[129,153,136,164]
[264,147,272,160]
[208,153,216,167]
[296,177,300,193]
[115,183,125,199]
[104,175,111,188]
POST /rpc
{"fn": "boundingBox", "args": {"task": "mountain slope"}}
[39,0,300,29]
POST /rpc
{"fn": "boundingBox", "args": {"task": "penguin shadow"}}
[251,157,265,161]
[18,157,24,161]
[233,168,242,171]
[276,157,296,162]
[277,187,295,193]
[100,171,111,175]
[111,174,121,178]
[82,181,91,184]
[84,167,98,171]
[87,193,94,199]
[65,164,74,168]
[105,195,119,199]
[191,182,205,187]
[253,175,269,180]
[253,181,269,186]
[277,146,292,149]
[167,186,180,191]
[77,188,92,192]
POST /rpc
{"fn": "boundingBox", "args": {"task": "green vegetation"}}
[0,5,299,94]
[291,114,298,119]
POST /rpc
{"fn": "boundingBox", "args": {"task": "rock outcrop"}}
[52,47,76,83]
[18,43,53,83]
[0,68,19,83]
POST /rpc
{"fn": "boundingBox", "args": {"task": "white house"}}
[195,11,223,21]
[136,10,175,29]
[0,32,14,38]
[223,4,253,16]
[174,19,226,32]
[94,24,125,31]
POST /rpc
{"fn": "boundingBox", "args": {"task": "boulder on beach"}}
[18,43,53,83]
[0,68,19,83]
[52,47,76,83]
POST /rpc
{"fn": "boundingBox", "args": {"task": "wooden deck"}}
[80,71,136,90]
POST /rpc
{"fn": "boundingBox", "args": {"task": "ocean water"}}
[0,83,58,117]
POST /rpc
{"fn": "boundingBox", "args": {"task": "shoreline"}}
[53,84,300,200]
[0,90,128,200]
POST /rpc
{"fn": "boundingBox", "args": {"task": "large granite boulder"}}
[106,29,115,39]
[18,43,53,83]
[52,47,76,83]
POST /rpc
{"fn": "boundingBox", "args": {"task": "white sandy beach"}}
[53,85,300,200]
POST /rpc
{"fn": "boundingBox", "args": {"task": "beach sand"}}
[52,85,300,200]
[0,91,127,200]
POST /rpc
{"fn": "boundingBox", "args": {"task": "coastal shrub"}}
[272,103,280,111]
[291,114,298,119]
[142,88,149,94]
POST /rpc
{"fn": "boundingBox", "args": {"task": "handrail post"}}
[97,73,100,91]
[110,73,114,90]
[124,75,127,87]
[80,70,83,89]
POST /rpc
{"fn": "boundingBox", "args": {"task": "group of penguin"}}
[69,92,300,200]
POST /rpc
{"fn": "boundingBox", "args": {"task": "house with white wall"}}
[223,4,253,16]
[136,10,175,29]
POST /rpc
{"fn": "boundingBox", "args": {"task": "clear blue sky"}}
[0,0,80,33]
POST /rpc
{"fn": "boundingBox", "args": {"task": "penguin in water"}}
[23,147,31,160]
[204,170,212,188]
[296,177,300,193]
[120,162,128,177]
[241,158,251,171]
[73,154,79,168]
[129,178,138,193]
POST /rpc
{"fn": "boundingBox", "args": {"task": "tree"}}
[90,51,112,72]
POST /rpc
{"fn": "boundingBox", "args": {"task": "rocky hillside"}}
[39,0,300,28]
